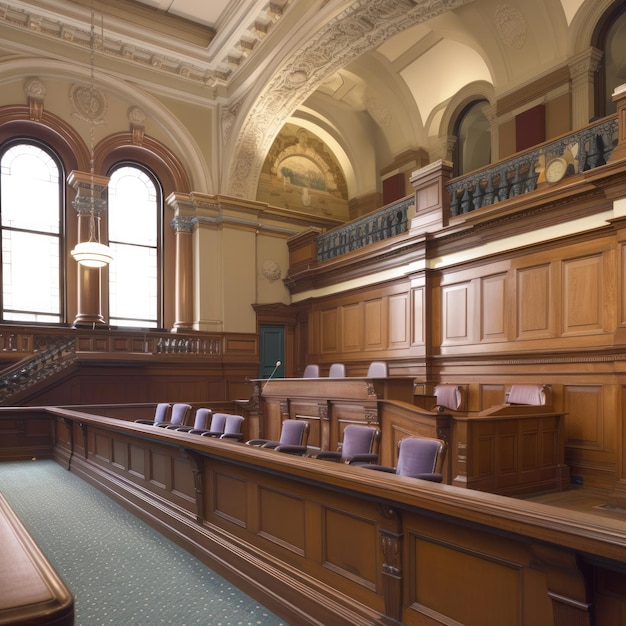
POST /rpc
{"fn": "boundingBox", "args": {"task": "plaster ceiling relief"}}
[0,0,293,89]
[226,0,474,199]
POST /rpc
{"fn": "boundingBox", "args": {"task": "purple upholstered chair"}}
[433,384,462,411]
[246,419,309,455]
[175,408,214,433]
[200,414,244,441]
[135,402,171,426]
[367,361,388,377]
[303,364,320,378]
[313,424,380,464]
[158,403,192,428]
[362,436,446,483]
[328,363,346,378]
[506,384,548,406]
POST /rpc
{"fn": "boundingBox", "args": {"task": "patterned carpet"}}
[0,459,287,626]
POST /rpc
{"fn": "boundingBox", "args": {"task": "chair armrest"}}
[311,451,342,462]
[260,441,280,449]
[200,431,225,438]
[220,433,243,441]
[274,444,307,455]
[359,464,396,473]
[134,419,156,425]
[412,473,443,483]
[175,425,193,432]
[246,438,269,446]
[346,453,379,465]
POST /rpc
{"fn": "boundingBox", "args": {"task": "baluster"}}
[509,165,522,197]
[472,181,484,210]
[460,187,473,214]
[497,170,510,201]
[483,176,495,206]
[449,188,460,216]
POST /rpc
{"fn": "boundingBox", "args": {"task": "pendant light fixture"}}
[71,1,113,269]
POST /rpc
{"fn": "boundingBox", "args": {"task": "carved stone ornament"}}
[494,4,527,49]
[24,77,47,99]
[70,83,107,123]
[227,0,473,199]
[262,259,281,281]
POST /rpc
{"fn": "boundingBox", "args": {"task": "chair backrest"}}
[367,361,388,377]
[153,403,171,424]
[329,363,346,378]
[170,403,192,426]
[396,437,445,477]
[506,384,547,405]
[434,384,462,410]
[303,364,320,378]
[192,408,213,431]
[223,414,244,436]
[340,425,380,458]
[208,412,228,433]
[279,420,309,446]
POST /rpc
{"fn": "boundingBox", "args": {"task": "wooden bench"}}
[0,493,73,625]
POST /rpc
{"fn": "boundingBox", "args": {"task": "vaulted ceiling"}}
[0,0,609,199]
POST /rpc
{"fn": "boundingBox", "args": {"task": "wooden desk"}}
[256,376,416,451]
[450,403,570,496]
[0,493,73,625]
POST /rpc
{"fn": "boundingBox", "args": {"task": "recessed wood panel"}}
[171,457,194,501]
[364,299,384,350]
[562,255,603,334]
[322,507,377,588]
[148,451,167,488]
[112,439,127,469]
[563,385,603,448]
[410,534,522,625]
[517,264,551,338]
[411,287,424,345]
[481,273,507,341]
[320,308,339,353]
[258,487,305,554]
[388,293,408,347]
[442,283,469,343]
[341,303,362,352]
[213,471,247,526]
[93,433,111,462]
[128,444,145,478]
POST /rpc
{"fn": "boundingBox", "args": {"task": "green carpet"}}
[0,459,287,625]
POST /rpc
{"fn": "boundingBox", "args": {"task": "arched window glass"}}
[0,142,62,323]
[108,164,160,328]
[455,100,491,176]
[602,10,626,115]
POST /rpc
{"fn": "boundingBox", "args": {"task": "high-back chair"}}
[246,419,309,455]
[433,384,462,411]
[303,364,320,378]
[362,436,446,483]
[134,403,170,426]
[506,384,549,405]
[313,424,380,464]
[328,363,346,378]
[219,414,245,441]
[159,403,192,428]
[367,361,388,377]
[176,408,213,433]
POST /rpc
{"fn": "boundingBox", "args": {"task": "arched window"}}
[454,99,491,177]
[593,4,626,117]
[107,163,161,328]
[0,141,63,323]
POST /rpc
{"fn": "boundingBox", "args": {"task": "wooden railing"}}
[2,406,624,625]
[447,115,618,215]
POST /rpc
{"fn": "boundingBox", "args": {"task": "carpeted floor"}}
[0,459,287,626]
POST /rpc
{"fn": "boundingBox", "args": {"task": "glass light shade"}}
[71,240,114,268]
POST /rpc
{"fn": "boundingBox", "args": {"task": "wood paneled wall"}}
[294,158,626,494]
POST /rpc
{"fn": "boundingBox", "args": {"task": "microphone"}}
[263,360,281,390]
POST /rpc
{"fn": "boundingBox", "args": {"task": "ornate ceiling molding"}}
[225,0,474,199]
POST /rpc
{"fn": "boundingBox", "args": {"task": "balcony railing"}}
[446,116,618,216]
[317,196,414,262]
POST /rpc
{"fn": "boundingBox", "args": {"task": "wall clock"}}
[545,156,568,184]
